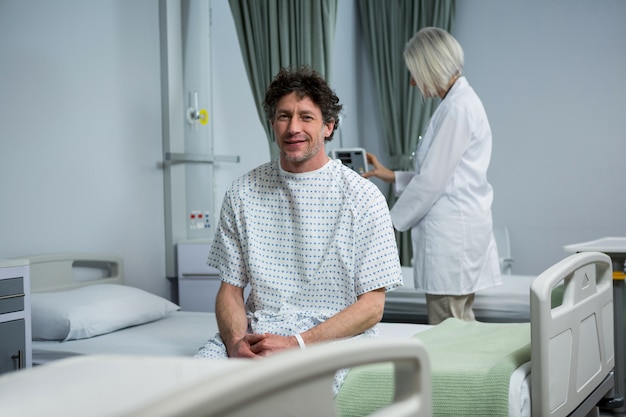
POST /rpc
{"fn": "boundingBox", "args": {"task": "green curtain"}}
[228,0,338,160]
[357,0,455,265]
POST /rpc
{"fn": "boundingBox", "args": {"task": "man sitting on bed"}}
[195,66,402,393]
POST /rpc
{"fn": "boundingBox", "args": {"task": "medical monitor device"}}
[330,148,368,175]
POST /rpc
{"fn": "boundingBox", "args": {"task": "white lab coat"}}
[391,76,501,295]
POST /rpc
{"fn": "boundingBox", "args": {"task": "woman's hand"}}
[362,152,395,183]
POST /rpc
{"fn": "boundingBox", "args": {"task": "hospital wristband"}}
[294,333,306,350]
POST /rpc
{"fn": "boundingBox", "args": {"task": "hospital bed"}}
[342,251,616,417]
[384,227,535,324]
[11,251,618,416]
[25,253,425,364]
[383,267,534,323]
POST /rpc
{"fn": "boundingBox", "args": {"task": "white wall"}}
[0,0,168,296]
[453,0,626,273]
[1,0,624,299]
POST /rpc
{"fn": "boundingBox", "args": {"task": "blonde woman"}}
[364,27,501,325]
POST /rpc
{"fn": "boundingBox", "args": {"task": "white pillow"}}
[31,284,180,341]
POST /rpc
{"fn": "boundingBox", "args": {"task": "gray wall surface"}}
[0,0,168,296]
[453,0,626,273]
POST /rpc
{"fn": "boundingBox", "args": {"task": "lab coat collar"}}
[443,76,468,100]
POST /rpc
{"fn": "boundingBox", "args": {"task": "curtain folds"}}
[357,0,455,265]
[228,0,338,159]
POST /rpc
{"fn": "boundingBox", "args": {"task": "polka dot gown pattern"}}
[196,159,402,395]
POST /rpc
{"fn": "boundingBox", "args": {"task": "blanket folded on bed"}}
[336,318,531,417]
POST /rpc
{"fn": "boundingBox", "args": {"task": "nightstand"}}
[0,259,31,374]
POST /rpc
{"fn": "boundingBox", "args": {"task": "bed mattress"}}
[32,311,219,364]
[32,312,430,363]
[383,267,534,323]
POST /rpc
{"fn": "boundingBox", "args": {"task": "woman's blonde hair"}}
[403,27,464,98]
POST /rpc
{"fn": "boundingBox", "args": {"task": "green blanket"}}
[336,319,531,417]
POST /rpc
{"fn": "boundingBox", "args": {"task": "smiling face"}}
[272,92,335,173]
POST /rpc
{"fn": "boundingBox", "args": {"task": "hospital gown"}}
[195,158,402,394]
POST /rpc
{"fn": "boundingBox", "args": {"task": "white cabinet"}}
[0,259,31,374]
[177,240,220,312]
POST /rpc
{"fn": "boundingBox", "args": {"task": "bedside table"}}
[0,259,31,374]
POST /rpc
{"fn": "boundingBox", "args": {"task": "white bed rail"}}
[23,253,124,292]
[127,338,431,417]
[531,251,614,417]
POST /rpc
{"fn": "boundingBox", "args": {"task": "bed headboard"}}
[530,251,614,417]
[23,253,124,293]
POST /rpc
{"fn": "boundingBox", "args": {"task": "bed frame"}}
[530,251,615,416]
[130,338,431,417]
[21,251,618,416]
[0,339,431,417]
[28,253,123,292]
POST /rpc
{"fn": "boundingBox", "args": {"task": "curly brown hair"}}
[263,66,342,141]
